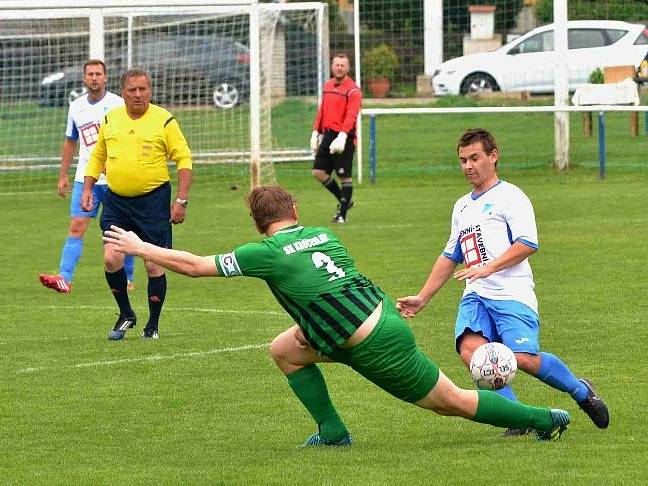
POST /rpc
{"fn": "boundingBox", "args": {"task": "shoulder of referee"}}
[102,105,127,125]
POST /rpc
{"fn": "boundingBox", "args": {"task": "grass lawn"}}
[1,155,647,483]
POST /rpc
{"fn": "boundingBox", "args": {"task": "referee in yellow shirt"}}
[82,68,192,341]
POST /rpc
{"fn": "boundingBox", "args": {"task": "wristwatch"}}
[175,198,189,207]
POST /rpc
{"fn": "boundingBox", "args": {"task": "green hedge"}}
[537,0,648,24]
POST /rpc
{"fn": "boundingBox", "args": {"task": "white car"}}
[432,20,648,96]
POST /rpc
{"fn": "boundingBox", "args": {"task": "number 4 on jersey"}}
[312,251,346,281]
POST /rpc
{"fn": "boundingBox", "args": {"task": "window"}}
[634,28,648,45]
[568,29,607,49]
[511,31,554,54]
[604,29,627,44]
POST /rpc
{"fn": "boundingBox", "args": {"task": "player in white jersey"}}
[397,128,609,433]
[39,60,135,293]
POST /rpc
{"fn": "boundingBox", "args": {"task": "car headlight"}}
[41,72,65,85]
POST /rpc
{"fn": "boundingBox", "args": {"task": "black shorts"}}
[100,182,172,248]
[313,130,355,178]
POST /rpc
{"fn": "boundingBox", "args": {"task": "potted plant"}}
[363,43,400,98]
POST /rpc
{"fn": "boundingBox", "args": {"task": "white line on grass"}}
[16,342,269,375]
[6,304,284,316]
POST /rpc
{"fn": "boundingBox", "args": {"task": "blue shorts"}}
[454,292,540,354]
[70,181,108,218]
[100,182,172,248]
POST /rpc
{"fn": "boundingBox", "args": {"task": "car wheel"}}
[460,73,499,95]
[212,81,240,109]
[68,86,87,105]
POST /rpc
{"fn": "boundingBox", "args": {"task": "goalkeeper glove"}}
[329,131,347,154]
[310,131,322,153]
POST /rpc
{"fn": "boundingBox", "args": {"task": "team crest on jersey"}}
[482,203,494,214]
[219,252,241,277]
[460,224,489,268]
[79,122,100,147]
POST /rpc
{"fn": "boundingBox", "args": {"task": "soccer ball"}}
[469,342,517,390]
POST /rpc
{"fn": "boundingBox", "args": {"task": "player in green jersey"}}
[103,185,570,446]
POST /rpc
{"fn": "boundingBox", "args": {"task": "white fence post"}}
[424,0,443,76]
[553,0,569,170]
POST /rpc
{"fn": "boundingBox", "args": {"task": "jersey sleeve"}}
[341,87,362,134]
[164,117,192,171]
[505,190,538,249]
[214,242,274,279]
[65,108,79,141]
[442,203,464,263]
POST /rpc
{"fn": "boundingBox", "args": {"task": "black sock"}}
[340,182,353,216]
[321,176,342,201]
[105,268,134,317]
[146,274,167,331]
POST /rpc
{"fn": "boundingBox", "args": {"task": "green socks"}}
[473,390,553,430]
[286,365,349,441]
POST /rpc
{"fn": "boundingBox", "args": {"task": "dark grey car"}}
[38,34,250,109]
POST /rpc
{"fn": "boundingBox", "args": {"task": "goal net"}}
[0,1,327,194]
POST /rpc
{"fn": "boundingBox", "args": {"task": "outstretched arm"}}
[397,255,457,318]
[103,225,218,278]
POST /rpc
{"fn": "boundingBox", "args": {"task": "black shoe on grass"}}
[141,328,159,340]
[577,378,609,429]
[107,314,136,341]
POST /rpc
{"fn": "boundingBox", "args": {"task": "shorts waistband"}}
[109,181,170,199]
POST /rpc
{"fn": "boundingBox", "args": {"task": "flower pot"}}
[367,77,391,98]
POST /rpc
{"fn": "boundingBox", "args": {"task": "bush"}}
[362,43,400,80]
[589,68,604,84]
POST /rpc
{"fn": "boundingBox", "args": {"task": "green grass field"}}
[2,102,648,483]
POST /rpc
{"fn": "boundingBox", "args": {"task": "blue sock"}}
[495,385,518,401]
[536,352,588,402]
[59,236,83,283]
[124,255,135,282]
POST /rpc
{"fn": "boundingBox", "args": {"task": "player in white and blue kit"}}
[397,128,609,434]
[39,60,135,293]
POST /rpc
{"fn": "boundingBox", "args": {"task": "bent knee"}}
[268,336,285,361]
[458,348,473,367]
[269,330,296,362]
[515,352,541,374]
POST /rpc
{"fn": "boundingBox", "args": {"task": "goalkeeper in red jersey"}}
[310,53,361,223]
[103,185,571,447]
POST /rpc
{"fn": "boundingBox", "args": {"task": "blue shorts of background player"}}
[70,181,108,217]
[455,291,609,430]
[39,182,135,293]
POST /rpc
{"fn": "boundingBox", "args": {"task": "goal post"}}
[0,1,328,193]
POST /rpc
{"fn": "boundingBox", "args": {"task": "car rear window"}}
[635,28,648,45]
